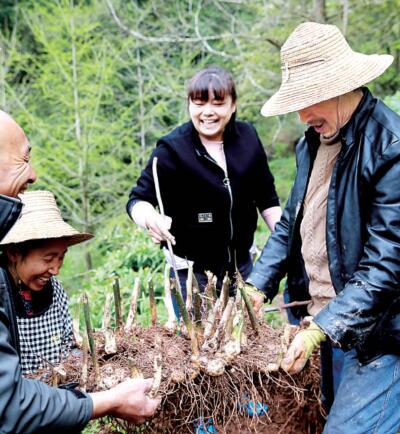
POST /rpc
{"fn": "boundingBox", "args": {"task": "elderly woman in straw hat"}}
[0,190,92,375]
[244,22,400,433]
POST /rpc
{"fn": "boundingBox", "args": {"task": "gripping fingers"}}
[289,346,307,374]
[254,296,265,319]
[144,394,161,416]
[281,346,296,372]
[281,338,306,373]
[147,215,175,245]
[154,223,175,245]
[290,356,308,374]
[148,228,163,244]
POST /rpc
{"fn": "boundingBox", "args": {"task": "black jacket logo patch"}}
[198,212,213,223]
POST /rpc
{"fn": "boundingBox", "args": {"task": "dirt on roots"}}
[31,323,325,434]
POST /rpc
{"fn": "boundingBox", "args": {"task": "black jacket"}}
[248,88,400,363]
[128,120,279,275]
[0,195,92,434]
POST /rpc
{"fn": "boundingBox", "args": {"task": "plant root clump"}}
[30,322,324,434]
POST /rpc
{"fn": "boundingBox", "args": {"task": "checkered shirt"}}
[17,277,75,375]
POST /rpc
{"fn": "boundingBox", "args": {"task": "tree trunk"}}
[314,0,326,23]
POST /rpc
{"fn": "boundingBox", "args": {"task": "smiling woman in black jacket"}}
[127,66,281,294]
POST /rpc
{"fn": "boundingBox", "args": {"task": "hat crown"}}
[261,21,393,116]
[0,190,93,246]
[280,22,352,69]
[21,191,62,218]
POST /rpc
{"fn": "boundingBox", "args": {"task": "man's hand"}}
[244,284,265,317]
[145,211,175,245]
[280,321,326,374]
[90,378,161,424]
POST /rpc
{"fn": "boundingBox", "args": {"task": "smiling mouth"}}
[201,119,218,124]
[308,118,325,129]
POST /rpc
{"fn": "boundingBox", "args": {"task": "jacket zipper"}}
[223,176,233,263]
[204,154,234,263]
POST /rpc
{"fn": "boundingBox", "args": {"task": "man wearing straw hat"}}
[0,110,160,433]
[245,22,400,432]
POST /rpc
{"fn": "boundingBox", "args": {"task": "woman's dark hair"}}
[187,66,237,103]
[2,239,50,261]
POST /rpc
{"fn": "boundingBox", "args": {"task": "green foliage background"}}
[1,0,399,327]
[1,1,399,431]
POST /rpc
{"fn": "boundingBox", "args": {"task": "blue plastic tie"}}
[238,393,269,417]
[194,417,218,434]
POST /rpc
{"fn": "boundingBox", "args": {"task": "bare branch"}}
[193,0,237,59]
[265,37,282,50]
[106,0,243,45]
[342,0,349,36]
[136,48,146,149]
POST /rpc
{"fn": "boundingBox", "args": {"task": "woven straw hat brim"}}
[0,219,93,246]
[0,190,93,246]
[261,52,393,117]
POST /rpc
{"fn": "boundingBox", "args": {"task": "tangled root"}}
[30,323,324,433]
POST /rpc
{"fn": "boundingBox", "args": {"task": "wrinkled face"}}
[297,97,339,137]
[9,239,69,291]
[189,92,236,141]
[2,141,36,198]
[0,112,37,197]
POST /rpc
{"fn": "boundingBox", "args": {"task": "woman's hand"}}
[130,201,175,245]
[145,212,175,245]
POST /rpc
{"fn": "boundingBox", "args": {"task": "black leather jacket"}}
[248,88,400,363]
[0,195,92,433]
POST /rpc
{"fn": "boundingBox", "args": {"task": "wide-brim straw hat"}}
[261,22,393,117]
[0,190,93,247]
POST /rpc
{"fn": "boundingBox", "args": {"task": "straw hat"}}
[0,190,93,246]
[261,22,393,117]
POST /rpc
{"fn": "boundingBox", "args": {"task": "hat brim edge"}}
[261,54,394,117]
[0,233,94,247]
